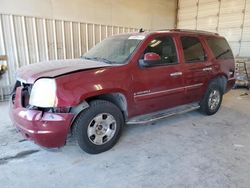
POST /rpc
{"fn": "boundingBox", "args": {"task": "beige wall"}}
[177,0,250,57]
[0,0,177,29]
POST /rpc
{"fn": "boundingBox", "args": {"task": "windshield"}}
[82,35,144,64]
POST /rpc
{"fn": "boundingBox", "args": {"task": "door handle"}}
[170,72,183,77]
[203,67,212,71]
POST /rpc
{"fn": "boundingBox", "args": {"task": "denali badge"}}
[134,90,151,96]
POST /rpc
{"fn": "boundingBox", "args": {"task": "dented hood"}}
[16,59,111,83]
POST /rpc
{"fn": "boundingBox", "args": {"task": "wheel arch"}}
[70,92,128,124]
[85,92,128,120]
[210,74,228,93]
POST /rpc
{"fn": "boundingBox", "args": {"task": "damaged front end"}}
[10,79,75,148]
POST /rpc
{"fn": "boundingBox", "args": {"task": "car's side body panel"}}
[52,32,235,118]
[54,65,137,117]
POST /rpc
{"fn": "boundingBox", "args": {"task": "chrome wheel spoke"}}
[105,128,115,138]
[106,116,116,126]
[94,135,103,145]
[87,125,96,137]
[93,115,103,123]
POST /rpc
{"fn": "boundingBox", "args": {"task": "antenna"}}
[139,28,144,33]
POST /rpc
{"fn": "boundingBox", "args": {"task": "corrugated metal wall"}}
[177,0,250,58]
[0,13,138,101]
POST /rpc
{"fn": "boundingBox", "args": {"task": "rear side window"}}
[181,37,206,63]
[206,37,234,60]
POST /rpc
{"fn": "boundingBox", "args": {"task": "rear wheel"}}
[73,100,124,154]
[200,82,223,115]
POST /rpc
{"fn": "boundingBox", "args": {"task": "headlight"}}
[29,78,57,107]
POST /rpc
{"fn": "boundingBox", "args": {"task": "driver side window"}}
[144,36,178,65]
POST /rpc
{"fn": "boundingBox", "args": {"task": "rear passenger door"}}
[180,36,212,103]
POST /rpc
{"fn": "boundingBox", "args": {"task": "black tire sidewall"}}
[74,100,124,154]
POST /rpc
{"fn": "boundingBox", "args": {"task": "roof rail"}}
[169,29,219,35]
[156,28,219,36]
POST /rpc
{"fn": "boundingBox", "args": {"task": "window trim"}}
[140,35,179,67]
[180,36,207,64]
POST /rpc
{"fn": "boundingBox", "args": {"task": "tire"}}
[73,100,124,154]
[199,82,223,115]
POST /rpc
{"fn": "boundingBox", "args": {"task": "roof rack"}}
[158,29,219,36]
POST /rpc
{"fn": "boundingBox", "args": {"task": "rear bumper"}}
[10,87,74,148]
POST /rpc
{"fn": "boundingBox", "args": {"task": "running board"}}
[126,103,200,125]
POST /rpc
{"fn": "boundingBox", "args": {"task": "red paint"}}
[144,52,161,61]
[10,30,235,148]
[16,59,111,84]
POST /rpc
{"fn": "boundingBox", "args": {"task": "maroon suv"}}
[10,29,235,154]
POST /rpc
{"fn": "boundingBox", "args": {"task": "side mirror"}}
[139,52,161,68]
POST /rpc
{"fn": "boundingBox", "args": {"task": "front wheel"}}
[73,100,124,154]
[200,83,223,115]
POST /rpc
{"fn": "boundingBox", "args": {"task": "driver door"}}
[131,35,185,116]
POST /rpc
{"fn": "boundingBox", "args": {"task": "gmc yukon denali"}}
[10,29,235,154]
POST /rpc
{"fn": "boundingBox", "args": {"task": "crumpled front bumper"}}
[9,87,74,148]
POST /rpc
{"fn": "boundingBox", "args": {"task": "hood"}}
[16,59,111,83]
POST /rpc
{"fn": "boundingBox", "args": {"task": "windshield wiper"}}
[81,56,113,64]
[81,56,92,60]
[92,57,113,64]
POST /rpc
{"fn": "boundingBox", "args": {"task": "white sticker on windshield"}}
[128,35,145,40]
